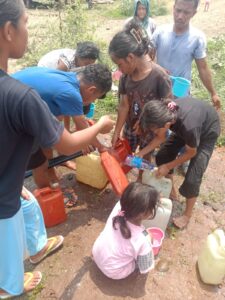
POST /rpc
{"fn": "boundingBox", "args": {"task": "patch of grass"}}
[216,135,225,147]
[191,35,225,110]
[94,92,118,119]
[91,0,168,19]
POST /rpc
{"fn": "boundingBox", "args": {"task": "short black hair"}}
[175,0,199,9]
[78,63,112,95]
[0,0,25,28]
[76,41,100,60]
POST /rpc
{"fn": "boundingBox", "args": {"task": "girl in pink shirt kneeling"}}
[92,182,159,279]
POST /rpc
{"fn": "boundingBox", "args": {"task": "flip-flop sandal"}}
[63,188,78,208]
[0,293,11,299]
[0,272,42,299]
[29,235,64,264]
[24,271,42,290]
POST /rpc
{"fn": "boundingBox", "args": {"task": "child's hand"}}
[133,120,141,135]
[97,116,114,134]
[111,131,120,148]
[21,186,30,201]
[155,164,170,178]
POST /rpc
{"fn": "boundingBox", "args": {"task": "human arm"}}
[195,58,221,110]
[72,115,105,151]
[137,134,167,158]
[136,233,155,274]
[53,115,114,155]
[156,145,197,178]
[111,94,129,147]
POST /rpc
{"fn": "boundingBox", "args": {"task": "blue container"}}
[86,103,95,119]
[170,76,191,98]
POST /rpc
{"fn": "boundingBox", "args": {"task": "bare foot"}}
[47,167,60,184]
[169,186,179,201]
[0,271,42,298]
[61,160,76,171]
[173,215,190,229]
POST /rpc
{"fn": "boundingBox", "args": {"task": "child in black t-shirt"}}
[138,97,220,229]
[109,20,172,154]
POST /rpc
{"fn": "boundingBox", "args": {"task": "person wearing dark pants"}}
[138,97,220,229]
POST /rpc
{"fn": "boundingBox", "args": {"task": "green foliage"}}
[19,1,93,67]
[98,0,168,19]
[94,92,118,119]
[120,0,133,17]
[191,35,225,110]
[150,0,168,16]
[216,135,225,147]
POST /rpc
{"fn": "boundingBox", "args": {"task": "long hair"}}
[113,182,159,239]
[109,19,151,59]
[140,99,178,131]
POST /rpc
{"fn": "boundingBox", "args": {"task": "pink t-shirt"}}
[92,201,154,279]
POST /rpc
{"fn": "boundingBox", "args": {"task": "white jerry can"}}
[198,229,225,285]
[142,197,172,233]
[142,169,172,199]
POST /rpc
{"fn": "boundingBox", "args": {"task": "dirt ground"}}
[19,1,225,299]
[23,146,225,300]
[94,0,225,42]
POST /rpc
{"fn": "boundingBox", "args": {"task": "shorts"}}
[156,131,219,198]
[123,123,154,153]
[27,148,47,170]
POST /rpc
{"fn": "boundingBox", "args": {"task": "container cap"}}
[101,151,129,196]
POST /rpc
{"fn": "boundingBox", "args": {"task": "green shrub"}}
[191,35,225,110]
[19,1,93,67]
[120,0,133,17]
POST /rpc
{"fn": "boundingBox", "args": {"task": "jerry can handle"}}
[36,187,57,197]
[114,138,124,149]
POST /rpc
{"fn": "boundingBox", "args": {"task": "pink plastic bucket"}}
[147,227,165,256]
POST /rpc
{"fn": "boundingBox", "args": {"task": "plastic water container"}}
[86,103,95,119]
[76,152,108,189]
[197,229,225,285]
[33,187,67,228]
[170,76,191,98]
[110,139,132,174]
[142,198,172,233]
[124,155,155,171]
[101,151,129,196]
[142,169,172,199]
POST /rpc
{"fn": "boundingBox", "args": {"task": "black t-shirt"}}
[119,64,171,128]
[0,70,64,219]
[171,97,220,148]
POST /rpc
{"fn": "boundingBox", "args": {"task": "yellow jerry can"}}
[198,229,225,285]
[75,153,108,189]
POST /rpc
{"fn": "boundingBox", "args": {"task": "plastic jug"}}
[86,103,95,119]
[33,187,67,228]
[101,151,129,196]
[197,229,225,285]
[142,198,172,232]
[170,76,191,98]
[110,139,132,174]
[142,169,172,198]
[76,152,108,189]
